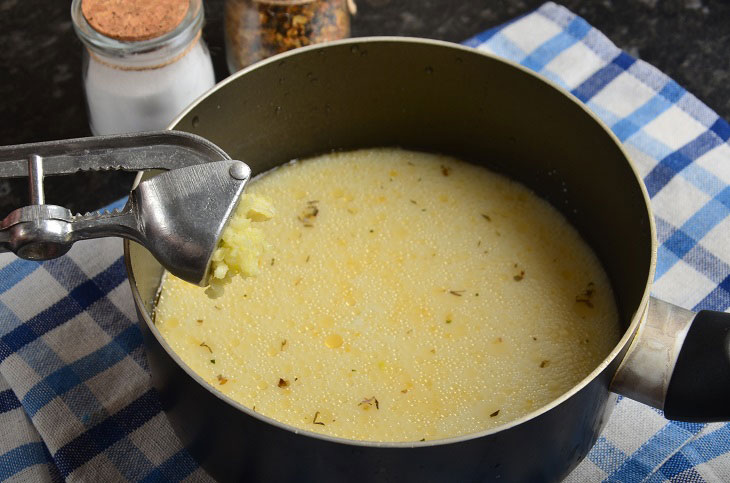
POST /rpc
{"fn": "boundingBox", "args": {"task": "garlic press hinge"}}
[0,131,229,261]
[0,131,248,287]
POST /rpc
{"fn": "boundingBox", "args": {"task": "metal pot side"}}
[125,38,655,482]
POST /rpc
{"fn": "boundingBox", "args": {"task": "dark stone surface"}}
[0,0,728,215]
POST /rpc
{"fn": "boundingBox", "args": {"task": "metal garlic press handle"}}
[0,131,251,286]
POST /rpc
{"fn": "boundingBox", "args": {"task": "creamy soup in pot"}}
[154,148,621,442]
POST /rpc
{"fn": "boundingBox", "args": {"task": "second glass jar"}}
[225,0,351,73]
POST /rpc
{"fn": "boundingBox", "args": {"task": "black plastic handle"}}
[664,310,730,422]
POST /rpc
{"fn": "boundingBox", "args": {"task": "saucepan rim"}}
[125,36,658,449]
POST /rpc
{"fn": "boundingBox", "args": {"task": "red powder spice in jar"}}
[224,0,354,73]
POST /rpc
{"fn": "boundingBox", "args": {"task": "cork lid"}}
[81,0,189,42]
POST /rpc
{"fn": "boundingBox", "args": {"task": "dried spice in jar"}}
[225,0,352,73]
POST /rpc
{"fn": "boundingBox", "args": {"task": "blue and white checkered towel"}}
[1,3,729,481]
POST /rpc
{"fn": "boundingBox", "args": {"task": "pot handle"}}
[611,297,730,422]
[663,309,730,421]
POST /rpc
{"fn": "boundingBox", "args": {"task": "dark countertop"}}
[1,0,728,215]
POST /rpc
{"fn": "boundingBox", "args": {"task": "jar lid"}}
[81,0,189,42]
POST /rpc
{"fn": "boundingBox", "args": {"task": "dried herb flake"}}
[575,282,596,307]
[297,204,319,227]
[359,396,379,410]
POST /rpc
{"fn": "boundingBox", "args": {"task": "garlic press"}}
[0,131,251,286]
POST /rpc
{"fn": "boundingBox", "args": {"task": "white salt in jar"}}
[71,0,215,135]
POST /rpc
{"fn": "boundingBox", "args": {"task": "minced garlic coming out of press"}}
[206,193,275,298]
[155,148,622,442]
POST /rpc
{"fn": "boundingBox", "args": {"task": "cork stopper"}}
[81,0,189,42]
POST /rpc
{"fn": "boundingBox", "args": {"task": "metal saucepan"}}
[125,38,730,482]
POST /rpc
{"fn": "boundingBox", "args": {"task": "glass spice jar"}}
[71,0,215,135]
[224,0,353,73]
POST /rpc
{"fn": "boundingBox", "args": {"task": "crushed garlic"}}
[205,194,275,298]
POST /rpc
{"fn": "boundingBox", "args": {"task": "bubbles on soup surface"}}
[155,148,621,442]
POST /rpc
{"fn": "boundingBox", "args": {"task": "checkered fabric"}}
[1,2,729,481]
